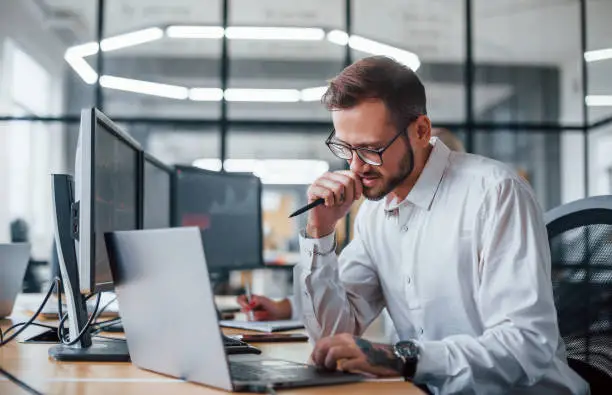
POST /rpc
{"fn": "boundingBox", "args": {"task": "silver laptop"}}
[0,243,31,318]
[105,228,362,392]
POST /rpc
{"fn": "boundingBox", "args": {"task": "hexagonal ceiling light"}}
[64,25,421,102]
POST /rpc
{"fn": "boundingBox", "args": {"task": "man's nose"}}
[349,151,369,174]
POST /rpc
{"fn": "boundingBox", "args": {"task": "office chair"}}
[545,195,612,394]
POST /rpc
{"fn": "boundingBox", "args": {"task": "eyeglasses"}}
[325,127,407,166]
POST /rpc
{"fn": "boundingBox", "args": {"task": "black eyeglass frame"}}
[325,117,418,166]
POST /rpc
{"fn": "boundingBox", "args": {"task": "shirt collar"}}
[385,137,451,212]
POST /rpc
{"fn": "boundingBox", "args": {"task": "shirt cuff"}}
[414,340,449,382]
[298,230,336,268]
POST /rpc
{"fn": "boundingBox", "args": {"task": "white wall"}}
[559,0,612,204]
[585,51,612,197]
[0,1,66,111]
[589,128,612,195]
[0,0,68,258]
[584,0,612,197]
[560,60,612,204]
[560,59,586,204]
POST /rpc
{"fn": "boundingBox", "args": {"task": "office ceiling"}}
[37,0,610,65]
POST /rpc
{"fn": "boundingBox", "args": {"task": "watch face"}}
[395,340,419,360]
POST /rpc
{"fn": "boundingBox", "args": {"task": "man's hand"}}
[306,171,362,238]
[310,333,402,377]
[236,295,292,321]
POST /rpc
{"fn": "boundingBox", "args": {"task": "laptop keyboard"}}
[230,361,307,382]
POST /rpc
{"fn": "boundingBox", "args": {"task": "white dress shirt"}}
[293,139,588,395]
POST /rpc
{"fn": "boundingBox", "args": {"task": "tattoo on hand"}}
[354,337,402,373]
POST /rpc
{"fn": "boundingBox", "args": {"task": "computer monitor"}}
[50,173,129,362]
[172,166,263,272]
[76,108,142,294]
[143,153,172,229]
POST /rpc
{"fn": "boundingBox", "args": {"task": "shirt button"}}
[406,276,411,284]
[401,225,409,232]
[307,250,313,257]
[419,327,424,336]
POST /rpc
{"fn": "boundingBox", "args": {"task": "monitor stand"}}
[47,174,130,362]
[49,340,129,362]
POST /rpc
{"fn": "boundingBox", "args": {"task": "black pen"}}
[288,198,324,218]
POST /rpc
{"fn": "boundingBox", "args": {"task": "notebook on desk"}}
[219,319,304,333]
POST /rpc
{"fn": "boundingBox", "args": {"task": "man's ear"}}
[409,115,431,148]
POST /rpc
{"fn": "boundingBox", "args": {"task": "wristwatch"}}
[393,340,420,381]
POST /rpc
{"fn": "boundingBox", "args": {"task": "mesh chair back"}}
[545,196,612,379]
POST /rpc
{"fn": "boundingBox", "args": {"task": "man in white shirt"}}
[238,127,465,337]
[242,55,587,394]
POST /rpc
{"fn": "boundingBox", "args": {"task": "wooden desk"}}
[0,296,424,395]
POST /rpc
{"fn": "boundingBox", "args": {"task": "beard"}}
[362,146,414,201]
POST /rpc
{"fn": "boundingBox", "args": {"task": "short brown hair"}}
[322,56,427,130]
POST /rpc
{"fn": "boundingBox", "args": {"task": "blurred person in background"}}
[431,128,465,152]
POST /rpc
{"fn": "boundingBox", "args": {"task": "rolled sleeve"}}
[293,206,384,340]
[297,230,337,271]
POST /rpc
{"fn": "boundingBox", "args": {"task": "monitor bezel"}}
[143,152,173,230]
[171,165,264,272]
[78,108,143,293]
